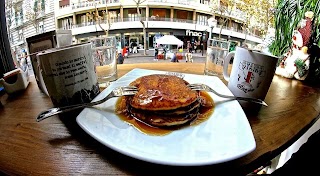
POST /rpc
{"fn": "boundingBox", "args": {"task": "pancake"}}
[128,99,201,116]
[128,103,200,127]
[123,74,201,128]
[129,74,198,111]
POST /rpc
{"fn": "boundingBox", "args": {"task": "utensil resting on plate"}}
[36,86,138,122]
[188,83,268,107]
[37,83,267,122]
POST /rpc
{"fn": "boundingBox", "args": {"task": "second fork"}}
[36,86,138,122]
[188,83,268,107]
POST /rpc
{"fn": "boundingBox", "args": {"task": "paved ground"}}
[122,49,207,64]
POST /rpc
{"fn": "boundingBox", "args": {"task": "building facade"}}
[55,0,263,50]
[5,0,264,61]
[5,0,56,62]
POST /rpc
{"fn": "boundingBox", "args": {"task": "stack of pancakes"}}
[126,74,200,128]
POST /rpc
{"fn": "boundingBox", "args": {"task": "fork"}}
[36,86,138,122]
[188,83,268,107]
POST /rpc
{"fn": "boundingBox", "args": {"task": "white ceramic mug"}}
[37,43,100,107]
[223,47,279,111]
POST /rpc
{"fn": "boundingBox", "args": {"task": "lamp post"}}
[201,30,206,56]
[207,17,217,41]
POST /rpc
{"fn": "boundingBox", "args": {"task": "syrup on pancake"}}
[115,74,215,134]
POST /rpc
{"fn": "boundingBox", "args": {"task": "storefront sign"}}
[186,30,203,37]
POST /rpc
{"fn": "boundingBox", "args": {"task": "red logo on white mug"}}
[237,61,265,93]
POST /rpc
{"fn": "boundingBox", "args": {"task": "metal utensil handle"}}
[37,104,86,122]
[36,97,109,122]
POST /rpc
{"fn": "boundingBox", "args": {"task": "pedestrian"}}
[132,42,138,53]
[170,52,179,63]
[117,53,124,64]
[194,40,198,53]
[185,51,193,63]
[154,47,159,61]
[163,45,167,59]
[187,41,192,53]
[122,46,128,58]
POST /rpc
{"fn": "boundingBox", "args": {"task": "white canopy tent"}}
[156,35,183,46]
[155,35,184,60]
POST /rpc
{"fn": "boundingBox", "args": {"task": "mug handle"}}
[223,51,235,82]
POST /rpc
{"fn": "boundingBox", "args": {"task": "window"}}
[39,21,44,33]
[60,17,72,29]
[108,11,118,23]
[34,0,45,13]
[80,14,87,25]
[18,29,23,42]
[199,0,210,5]
[176,10,188,20]
[197,14,207,26]
[128,9,139,21]
[14,2,23,27]
[152,9,166,18]
[1,0,15,75]
[9,32,13,43]
[6,9,11,25]
[59,0,70,8]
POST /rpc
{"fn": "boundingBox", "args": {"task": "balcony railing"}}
[59,0,197,9]
[148,0,197,5]
[58,0,246,24]
[59,0,120,10]
[60,17,261,38]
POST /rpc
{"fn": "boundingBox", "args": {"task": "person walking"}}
[122,46,128,58]
[163,45,167,60]
[132,42,138,53]
[117,52,124,64]
[154,47,159,61]
[185,51,193,63]
[170,52,179,63]
[187,41,192,53]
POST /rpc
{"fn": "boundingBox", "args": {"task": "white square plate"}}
[76,68,256,166]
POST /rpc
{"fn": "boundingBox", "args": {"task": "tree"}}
[238,0,259,43]
[210,0,237,39]
[259,0,277,33]
[132,0,147,55]
[237,0,277,44]
[24,0,45,34]
[88,0,111,36]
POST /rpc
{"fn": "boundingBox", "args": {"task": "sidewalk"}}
[123,49,207,64]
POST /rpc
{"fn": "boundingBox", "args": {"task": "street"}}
[26,49,207,76]
[122,49,206,64]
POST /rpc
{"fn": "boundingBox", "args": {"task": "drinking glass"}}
[204,39,230,78]
[91,36,117,89]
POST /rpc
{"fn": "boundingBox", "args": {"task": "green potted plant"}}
[269,0,320,84]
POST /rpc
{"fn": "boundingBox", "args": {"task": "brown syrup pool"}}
[115,91,214,136]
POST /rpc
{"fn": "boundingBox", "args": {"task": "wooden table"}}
[1,63,320,175]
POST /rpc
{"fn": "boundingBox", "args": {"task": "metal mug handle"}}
[223,51,235,82]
